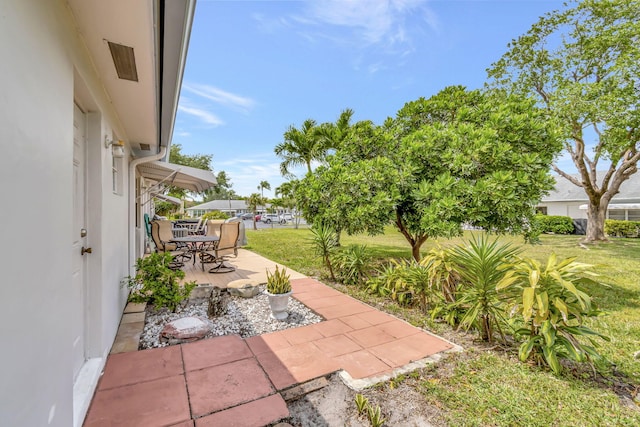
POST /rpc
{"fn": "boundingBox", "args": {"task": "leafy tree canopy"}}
[297,86,561,261]
[488,0,640,241]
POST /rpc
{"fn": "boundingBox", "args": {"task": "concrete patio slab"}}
[87,253,459,426]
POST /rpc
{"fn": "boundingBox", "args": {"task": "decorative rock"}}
[208,287,229,318]
[189,284,214,301]
[227,279,263,298]
[160,316,210,345]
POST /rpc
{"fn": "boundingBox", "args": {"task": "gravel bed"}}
[139,286,323,350]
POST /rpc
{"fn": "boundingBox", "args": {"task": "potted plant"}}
[265,265,292,320]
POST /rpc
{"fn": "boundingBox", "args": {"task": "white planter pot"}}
[266,291,292,320]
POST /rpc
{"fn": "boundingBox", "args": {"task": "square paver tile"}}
[313,302,373,319]
[120,312,145,323]
[195,394,289,427]
[311,319,354,337]
[182,335,253,371]
[271,342,340,384]
[186,358,274,417]
[299,295,352,309]
[355,310,396,325]
[246,333,291,355]
[338,314,373,330]
[377,319,422,339]
[110,322,144,354]
[85,375,190,426]
[278,325,324,345]
[333,350,391,379]
[123,302,146,313]
[312,334,362,357]
[369,333,454,367]
[254,349,298,390]
[346,326,396,348]
[98,346,183,390]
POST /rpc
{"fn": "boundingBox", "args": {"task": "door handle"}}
[81,247,92,255]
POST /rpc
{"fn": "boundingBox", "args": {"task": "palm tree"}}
[317,108,354,151]
[275,118,324,177]
[276,180,299,228]
[257,180,271,198]
[246,193,265,231]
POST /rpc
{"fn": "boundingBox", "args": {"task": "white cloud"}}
[304,0,436,47]
[177,105,224,126]
[183,83,256,113]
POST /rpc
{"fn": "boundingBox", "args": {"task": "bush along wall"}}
[604,219,640,238]
[534,215,575,234]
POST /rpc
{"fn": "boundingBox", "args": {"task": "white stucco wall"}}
[0,1,131,425]
[538,201,586,219]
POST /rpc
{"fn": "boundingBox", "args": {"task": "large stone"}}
[160,316,210,345]
[227,279,263,298]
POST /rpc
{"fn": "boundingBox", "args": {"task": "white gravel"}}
[139,286,323,349]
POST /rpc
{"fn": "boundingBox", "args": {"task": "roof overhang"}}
[579,203,640,210]
[66,0,195,155]
[139,161,217,193]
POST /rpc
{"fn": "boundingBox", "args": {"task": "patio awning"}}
[579,203,640,210]
[137,161,217,192]
[152,192,182,205]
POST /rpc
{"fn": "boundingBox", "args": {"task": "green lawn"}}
[246,227,640,426]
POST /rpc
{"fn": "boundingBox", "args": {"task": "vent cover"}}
[139,143,151,151]
[107,41,138,82]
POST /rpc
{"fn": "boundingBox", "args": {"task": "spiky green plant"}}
[448,234,522,342]
[354,394,369,415]
[308,224,338,280]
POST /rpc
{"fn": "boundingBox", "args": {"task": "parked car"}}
[261,213,285,224]
[280,213,295,222]
[237,212,253,220]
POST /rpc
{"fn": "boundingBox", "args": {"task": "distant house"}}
[0,1,212,426]
[186,199,270,217]
[538,173,640,221]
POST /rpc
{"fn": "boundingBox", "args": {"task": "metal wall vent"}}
[139,143,151,151]
[107,41,139,82]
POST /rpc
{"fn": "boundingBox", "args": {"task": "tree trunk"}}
[585,202,608,242]
[411,244,421,263]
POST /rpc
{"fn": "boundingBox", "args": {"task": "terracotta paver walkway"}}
[85,273,459,426]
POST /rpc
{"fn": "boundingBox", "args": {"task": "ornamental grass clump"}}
[266,265,292,294]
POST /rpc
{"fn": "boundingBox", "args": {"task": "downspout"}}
[128,146,167,274]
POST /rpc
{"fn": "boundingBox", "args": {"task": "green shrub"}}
[604,219,640,237]
[126,252,196,312]
[202,210,229,220]
[308,224,338,281]
[333,244,371,286]
[448,235,522,342]
[533,215,575,234]
[497,254,609,375]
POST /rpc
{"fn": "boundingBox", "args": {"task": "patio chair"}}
[188,217,206,235]
[199,221,240,273]
[150,220,191,269]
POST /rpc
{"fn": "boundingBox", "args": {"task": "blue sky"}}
[172,0,566,199]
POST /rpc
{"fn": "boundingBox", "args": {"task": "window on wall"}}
[535,206,548,215]
[112,155,123,195]
[608,210,626,220]
[627,210,640,221]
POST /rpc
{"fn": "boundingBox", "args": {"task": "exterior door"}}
[71,104,88,379]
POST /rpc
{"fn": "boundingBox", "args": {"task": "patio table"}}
[171,235,220,270]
